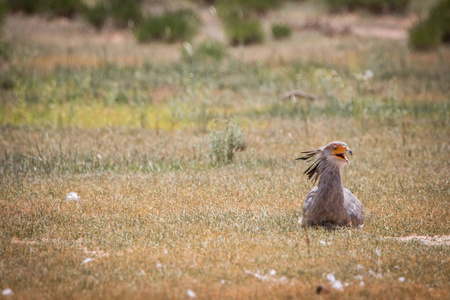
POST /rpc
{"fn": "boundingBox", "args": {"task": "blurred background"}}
[0,0,448,152]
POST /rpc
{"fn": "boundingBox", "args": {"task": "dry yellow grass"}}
[1,116,449,299]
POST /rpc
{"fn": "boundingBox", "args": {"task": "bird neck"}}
[316,164,344,203]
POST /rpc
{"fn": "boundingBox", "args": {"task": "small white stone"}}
[156,262,162,269]
[326,273,336,282]
[398,277,405,282]
[332,280,344,291]
[65,192,80,201]
[360,281,365,287]
[187,289,196,298]
[319,240,326,245]
[269,269,276,276]
[81,258,94,265]
[2,289,13,296]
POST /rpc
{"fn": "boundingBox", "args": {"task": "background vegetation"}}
[0,0,449,299]
[409,0,450,50]
[324,0,411,13]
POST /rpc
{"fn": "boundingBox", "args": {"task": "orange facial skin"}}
[331,144,352,162]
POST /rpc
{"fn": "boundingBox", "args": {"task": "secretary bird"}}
[296,141,364,228]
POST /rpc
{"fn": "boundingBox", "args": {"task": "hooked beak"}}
[346,149,353,163]
[335,148,352,163]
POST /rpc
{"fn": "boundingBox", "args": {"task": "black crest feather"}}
[296,150,321,183]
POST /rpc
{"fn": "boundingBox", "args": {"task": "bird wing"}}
[303,186,318,214]
[343,188,364,227]
[299,186,317,226]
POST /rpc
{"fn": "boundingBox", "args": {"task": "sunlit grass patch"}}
[0,101,225,131]
[1,156,449,297]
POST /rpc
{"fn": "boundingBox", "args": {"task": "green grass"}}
[0,4,449,299]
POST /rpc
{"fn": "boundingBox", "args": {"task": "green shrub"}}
[223,16,264,45]
[134,9,201,43]
[6,0,41,14]
[109,0,142,28]
[271,23,292,40]
[325,0,410,14]
[40,0,85,19]
[216,0,268,45]
[83,1,108,31]
[428,0,450,42]
[182,40,228,62]
[409,0,450,50]
[0,1,7,28]
[207,120,246,165]
[409,20,442,50]
[6,0,85,18]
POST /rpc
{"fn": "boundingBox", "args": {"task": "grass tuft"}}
[207,120,246,165]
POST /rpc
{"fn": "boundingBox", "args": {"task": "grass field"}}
[0,1,449,299]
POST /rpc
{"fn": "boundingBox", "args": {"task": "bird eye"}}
[333,146,338,151]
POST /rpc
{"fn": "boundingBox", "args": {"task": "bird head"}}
[321,141,352,166]
[296,141,352,182]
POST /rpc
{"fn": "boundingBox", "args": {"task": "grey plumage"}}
[297,141,364,228]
